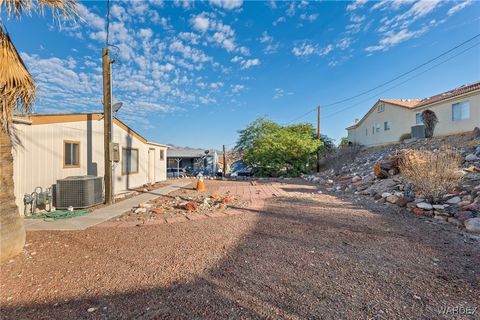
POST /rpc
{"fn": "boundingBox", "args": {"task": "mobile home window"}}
[122,148,139,174]
[452,101,470,121]
[415,113,422,124]
[64,141,80,168]
[160,149,165,161]
[384,121,391,131]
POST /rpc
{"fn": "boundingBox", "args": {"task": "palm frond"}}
[0,26,36,134]
[0,0,77,21]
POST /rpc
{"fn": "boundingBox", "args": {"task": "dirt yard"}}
[1,180,479,319]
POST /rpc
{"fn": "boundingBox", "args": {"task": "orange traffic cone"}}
[196,178,206,192]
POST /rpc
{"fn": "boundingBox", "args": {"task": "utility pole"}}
[316,105,321,173]
[103,48,113,204]
[222,144,227,179]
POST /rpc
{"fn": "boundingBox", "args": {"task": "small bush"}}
[399,133,412,143]
[399,147,462,203]
[323,143,362,174]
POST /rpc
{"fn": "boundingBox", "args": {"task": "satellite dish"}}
[204,150,210,155]
[112,102,123,113]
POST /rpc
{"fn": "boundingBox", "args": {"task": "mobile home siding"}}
[12,117,167,213]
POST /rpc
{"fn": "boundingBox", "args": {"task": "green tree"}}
[236,118,333,177]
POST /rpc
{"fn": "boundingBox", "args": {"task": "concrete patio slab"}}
[23,180,192,231]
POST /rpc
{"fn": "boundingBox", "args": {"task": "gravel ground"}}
[1,180,479,319]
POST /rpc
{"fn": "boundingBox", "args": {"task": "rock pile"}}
[303,134,480,235]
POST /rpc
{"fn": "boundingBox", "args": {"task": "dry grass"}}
[399,147,462,203]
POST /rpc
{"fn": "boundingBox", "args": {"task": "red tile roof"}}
[380,99,422,108]
[414,81,480,108]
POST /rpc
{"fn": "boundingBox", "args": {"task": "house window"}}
[452,101,470,121]
[160,149,165,161]
[122,148,139,174]
[365,128,368,136]
[376,124,381,133]
[415,113,422,124]
[377,104,385,113]
[372,126,375,134]
[384,121,391,131]
[64,140,80,168]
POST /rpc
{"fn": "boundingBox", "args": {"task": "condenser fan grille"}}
[55,176,103,209]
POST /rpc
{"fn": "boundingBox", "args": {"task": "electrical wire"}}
[284,33,480,123]
[322,41,480,119]
[321,32,480,108]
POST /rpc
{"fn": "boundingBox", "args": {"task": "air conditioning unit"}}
[411,125,426,139]
[55,176,103,209]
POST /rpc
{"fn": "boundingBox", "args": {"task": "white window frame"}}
[415,113,422,125]
[377,104,385,113]
[122,148,139,175]
[375,124,381,133]
[452,101,470,121]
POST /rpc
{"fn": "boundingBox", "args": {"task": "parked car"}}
[167,168,187,178]
[230,160,255,177]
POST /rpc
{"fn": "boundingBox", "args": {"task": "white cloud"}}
[273,88,293,99]
[336,38,351,50]
[346,0,368,11]
[371,0,416,11]
[209,82,224,89]
[231,84,244,93]
[259,31,279,54]
[169,40,211,63]
[397,0,441,21]
[191,14,210,32]
[319,44,334,56]
[209,0,243,10]
[365,27,427,52]
[447,0,473,16]
[273,16,286,26]
[77,4,105,31]
[300,13,319,22]
[139,28,153,39]
[241,58,261,69]
[292,42,318,56]
[259,31,272,43]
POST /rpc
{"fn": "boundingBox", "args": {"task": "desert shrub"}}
[323,143,362,174]
[399,133,411,143]
[399,147,462,203]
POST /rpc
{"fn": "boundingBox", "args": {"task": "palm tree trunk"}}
[0,128,25,262]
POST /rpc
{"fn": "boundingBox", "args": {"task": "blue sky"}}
[3,0,480,149]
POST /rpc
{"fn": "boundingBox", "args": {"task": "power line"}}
[322,41,480,119]
[321,32,480,108]
[284,33,480,123]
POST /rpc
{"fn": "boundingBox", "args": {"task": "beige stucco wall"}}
[347,91,480,146]
[347,101,414,146]
[414,92,480,136]
[12,118,167,213]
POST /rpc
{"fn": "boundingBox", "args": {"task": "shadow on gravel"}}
[2,183,480,320]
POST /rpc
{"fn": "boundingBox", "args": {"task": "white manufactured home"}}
[346,82,480,147]
[12,113,167,213]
